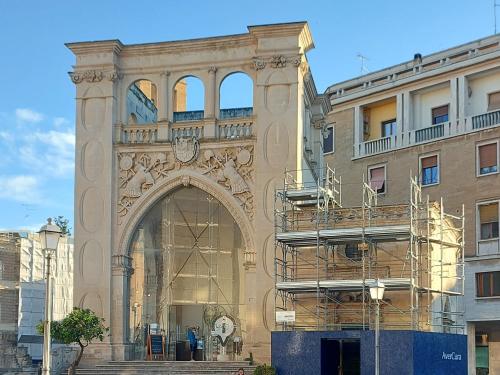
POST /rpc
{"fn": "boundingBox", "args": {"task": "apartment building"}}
[324,34,500,374]
[0,231,74,372]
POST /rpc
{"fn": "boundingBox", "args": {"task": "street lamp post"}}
[369,280,385,375]
[38,218,62,375]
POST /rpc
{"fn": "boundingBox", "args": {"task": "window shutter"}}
[370,167,385,191]
[421,155,438,169]
[432,105,448,118]
[479,203,499,223]
[479,143,498,168]
[488,92,500,112]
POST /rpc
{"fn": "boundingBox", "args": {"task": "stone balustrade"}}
[218,117,253,139]
[354,110,500,158]
[116,110,254,144]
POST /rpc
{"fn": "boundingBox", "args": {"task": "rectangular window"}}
[420,155,439,186]
[368,165,386,194]
[323,126,334,154]
[488,91,500,112]
[381,119,397,137]
[432,105,449,124]
[479,202,499,240]
[477,142,499,176]
[476,271,500,297]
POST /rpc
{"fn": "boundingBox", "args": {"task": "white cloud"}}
[53,117,70,128]
[0,131,12,142]
[0,175,41,203]
[19,130,75,177]
[15,108,44,123]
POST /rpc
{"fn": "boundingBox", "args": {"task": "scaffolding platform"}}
[276,224,411,245]
[274,168,465,333]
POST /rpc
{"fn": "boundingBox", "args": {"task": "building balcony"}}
[353,109,500,158]
[115,108,254,144]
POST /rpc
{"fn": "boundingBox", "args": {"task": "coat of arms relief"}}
[117,140,254,222]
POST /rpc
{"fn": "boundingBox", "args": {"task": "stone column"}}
[396,93,404,148]
[158,71,169,122]
[206,66,217,119]
[457,75,468,132]
[467,322,476,375]
[205,66,218,138]
[353,106,362,157]
[402,91,411,146]
[158,71,170,141]
[111,254,133,360]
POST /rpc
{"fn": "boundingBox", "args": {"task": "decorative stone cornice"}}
[112,254,133,276]
[251,54,303,70]
[69,69,121,84]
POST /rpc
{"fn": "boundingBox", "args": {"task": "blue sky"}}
[0,0,496,232]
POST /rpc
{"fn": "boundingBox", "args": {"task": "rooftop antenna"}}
[357,53,369,75]
[495,0,500,34]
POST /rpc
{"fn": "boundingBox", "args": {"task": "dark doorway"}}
[321,339,360,375]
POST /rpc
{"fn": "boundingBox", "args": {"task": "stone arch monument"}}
[67,21,328,363]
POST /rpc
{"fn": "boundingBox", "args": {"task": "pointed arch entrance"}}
[128,185,246,360]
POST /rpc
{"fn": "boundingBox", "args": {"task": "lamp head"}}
[38,218,62,253]
[369,279,385,301]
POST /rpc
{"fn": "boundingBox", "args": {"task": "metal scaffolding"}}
[274,169,465,333]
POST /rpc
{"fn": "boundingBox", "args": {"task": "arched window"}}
[128,187,246,359]
[219,72,253,119]
[127,80,158,124]
[173,76,205,122]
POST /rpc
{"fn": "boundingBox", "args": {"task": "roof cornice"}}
[65,40,123,55]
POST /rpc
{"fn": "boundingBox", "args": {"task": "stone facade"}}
[0,232,74,372]
[67,22,327,363]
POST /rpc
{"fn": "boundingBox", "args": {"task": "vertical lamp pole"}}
[370,280,385,375]
[39,218,62,375]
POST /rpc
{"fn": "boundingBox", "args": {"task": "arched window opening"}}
[219,72,253,119]
[128,187,246,360]
[173,76,205,122]
[127,80,158,124]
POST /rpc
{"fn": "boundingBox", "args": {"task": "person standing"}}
[188,327,197,361]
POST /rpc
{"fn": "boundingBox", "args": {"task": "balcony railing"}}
[116,110,254,144]
[362,136,393,155]
[414,123,445,143]
[170,123,204,140]
[173,110,204,122]
[219,107,253,119]
[472,109,500,129]
[121,124,158,144]
[218,118,253,139]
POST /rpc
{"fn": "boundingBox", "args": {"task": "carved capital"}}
[208,66,217,74]
[69,69,104,84]
[107,70,122,82]
[252,58,266,71]
[160,70,170,77]
[69,71,83,84]
[270,55,287,68]
[112,254,133,276]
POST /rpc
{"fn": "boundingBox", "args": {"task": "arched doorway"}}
[128,186,246,360]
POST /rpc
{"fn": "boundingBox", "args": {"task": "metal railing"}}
[173,110,204,122]
[219,107,253,119]
[472,109,500,129]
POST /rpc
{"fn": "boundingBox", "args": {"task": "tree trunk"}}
[69,343,85,374]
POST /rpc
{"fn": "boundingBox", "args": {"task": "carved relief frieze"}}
[70,69,121,84]
[117,144,254,221]
[251,54,303,70]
